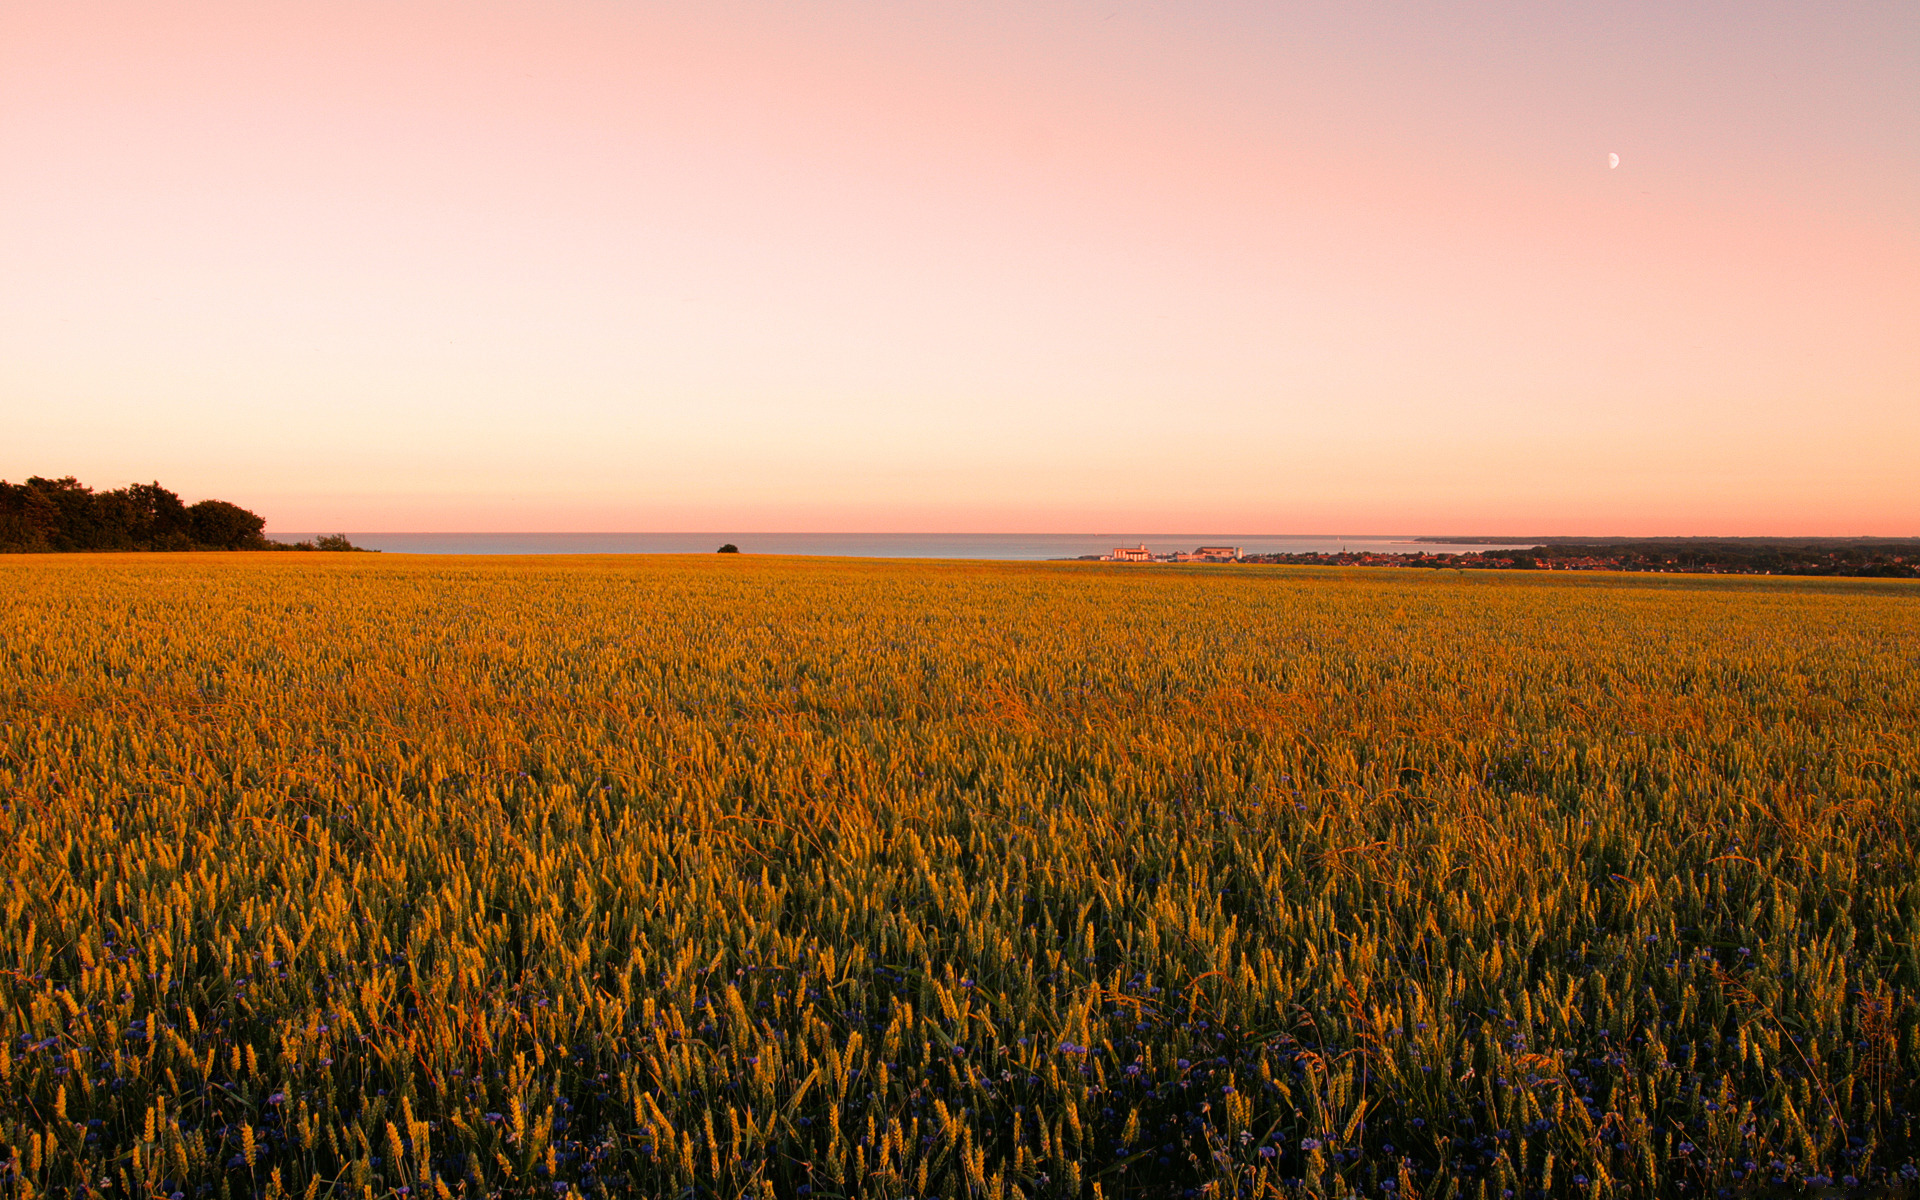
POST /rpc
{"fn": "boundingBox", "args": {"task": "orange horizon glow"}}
[3,2,1916,536]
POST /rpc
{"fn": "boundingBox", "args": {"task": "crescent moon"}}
[1609,153,1620,169]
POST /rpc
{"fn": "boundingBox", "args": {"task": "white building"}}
[1109,544,1152,562]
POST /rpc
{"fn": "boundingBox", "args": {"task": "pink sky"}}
[3,1,1915,534]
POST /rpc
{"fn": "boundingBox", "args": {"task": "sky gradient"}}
[4,1,1915,534]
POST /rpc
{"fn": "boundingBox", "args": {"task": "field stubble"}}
[0,555,1916,1199]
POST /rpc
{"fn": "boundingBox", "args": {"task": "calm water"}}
[265,532,1535,559]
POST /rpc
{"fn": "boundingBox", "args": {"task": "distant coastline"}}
[260,532,1537,560]
[1413,535,1920,547]
[1245,538,1919,578]
[251,532,1920,576]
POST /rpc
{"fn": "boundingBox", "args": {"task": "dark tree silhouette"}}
[189,500,269,549]
[117,482,195,550]
[717,543,740,553]
[0,475,279,552]
[0,480,60,551]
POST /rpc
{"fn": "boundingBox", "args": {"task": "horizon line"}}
[262,529,1920,539]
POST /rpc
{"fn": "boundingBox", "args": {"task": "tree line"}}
[0,475,366,553]
[1531,539,1919,577]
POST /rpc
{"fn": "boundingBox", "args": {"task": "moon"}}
[1609,152,1620,169]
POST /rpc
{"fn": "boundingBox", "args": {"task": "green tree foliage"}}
[0,475,270,552]
[114,481,195,549]
[187,499,270,549]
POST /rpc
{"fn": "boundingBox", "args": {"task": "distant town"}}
[1100,544,1245,563]
[1081,539,1920,578]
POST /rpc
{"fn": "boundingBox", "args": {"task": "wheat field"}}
[1,554,1915,1199]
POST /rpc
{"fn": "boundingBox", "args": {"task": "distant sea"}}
[264,532,1537,559]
